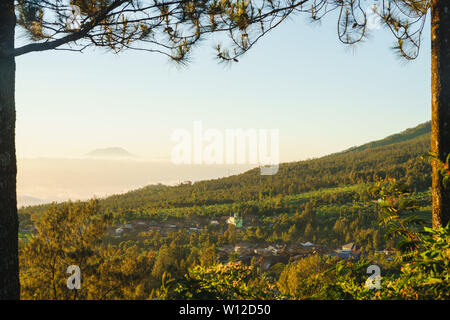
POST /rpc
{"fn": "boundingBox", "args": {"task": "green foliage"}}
[370,177,426,253]
[317,225,450,300]
[20,200,152,300]
[167,262,278,300]
[277,255,337,299]
[426,151,450,189]
[380,225,450,299]
[304,180,449,300]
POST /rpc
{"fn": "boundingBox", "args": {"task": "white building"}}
[115,227,124,237]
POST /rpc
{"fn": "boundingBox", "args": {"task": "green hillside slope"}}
[339,121,430,153]
[20,121,432,217]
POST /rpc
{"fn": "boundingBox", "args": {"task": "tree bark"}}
[431,0,450,229]
[0,0,19,299]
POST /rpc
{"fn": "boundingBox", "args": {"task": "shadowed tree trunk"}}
[0,0,19,300]
[431,0,450,229]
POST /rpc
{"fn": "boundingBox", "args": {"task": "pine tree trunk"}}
[431,0,450,229]
[0,0,19,300]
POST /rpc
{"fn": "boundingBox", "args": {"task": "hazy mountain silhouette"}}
[84,147,136,159]
[17,195,46,207]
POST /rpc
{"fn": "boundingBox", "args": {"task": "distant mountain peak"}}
[85,147,135,159]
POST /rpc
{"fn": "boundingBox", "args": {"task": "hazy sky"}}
[15,10,431,162]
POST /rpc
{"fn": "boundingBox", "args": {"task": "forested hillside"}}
[19,121,432,217]
[338,121,431,153]
[93,121,433,210]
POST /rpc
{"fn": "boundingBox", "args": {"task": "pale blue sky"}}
[15,11,431,162]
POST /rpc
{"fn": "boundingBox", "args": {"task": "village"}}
[108,213,394,270]
[18,208,395,271]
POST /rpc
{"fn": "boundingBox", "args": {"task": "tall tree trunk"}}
[0,0,19,300]
[431,0,450,229]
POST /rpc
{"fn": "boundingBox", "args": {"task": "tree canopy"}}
[9,1,431,61]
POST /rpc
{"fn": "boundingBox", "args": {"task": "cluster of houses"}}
[110,217,394,267]
[217,241,325,270]
[110,216,330,270]
[221,241,394,269]
[112,219,206,238]
[328,243,394,261]
[112,213,244,238]
[329,242,362,260]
